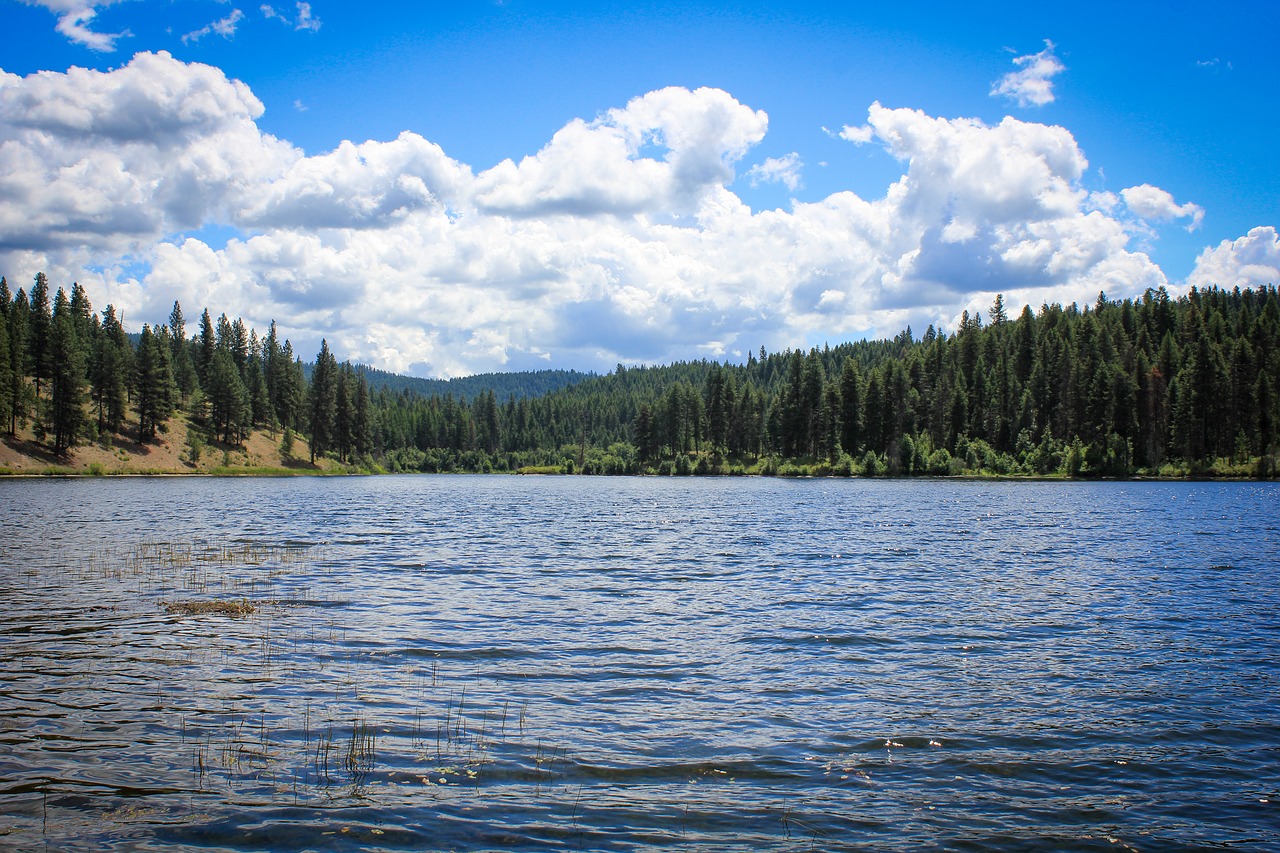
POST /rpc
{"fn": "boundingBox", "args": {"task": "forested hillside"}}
[1,273,1277,477]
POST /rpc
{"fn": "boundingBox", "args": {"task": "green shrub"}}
[186,429,205,465]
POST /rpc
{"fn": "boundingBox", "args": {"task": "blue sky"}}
[2,0,1277,376]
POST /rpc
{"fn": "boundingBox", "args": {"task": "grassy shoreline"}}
[2,418,1272,481]
[0,460,1267,482]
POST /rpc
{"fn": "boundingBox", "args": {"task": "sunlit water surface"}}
[1,476,1277,851]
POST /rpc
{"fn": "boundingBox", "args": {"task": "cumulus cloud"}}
[1121,184,1204,231]
[991,40,1065,108]
[21,0,131,51]
[0,53,1222,377]
[182,8,245,44]
[240,132,472,228]
[473,87,767,218]
[843,101,1162,318]
[1188,226,1280,289]
[0,51,296,255]
[746,153,803,191]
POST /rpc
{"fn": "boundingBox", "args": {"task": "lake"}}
[1,476,1277,851]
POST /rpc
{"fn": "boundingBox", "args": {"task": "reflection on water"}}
[1,476,1278,851]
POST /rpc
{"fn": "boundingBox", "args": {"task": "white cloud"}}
[239,131,472,228]
[182,8,245,45]
[1121,184,1204,231]
[837,124,873,144]
[1196,58,1233,72]
[262,1,320,31]
[0,53,1225,377]
[991,40,1065,108]
[294,1,320,31]
[746,153,803,191]
[25,0,316,46]
[1188,226,1280,290]
[21,0,132,51]
[0,51,296,256]
[472,87,767,217]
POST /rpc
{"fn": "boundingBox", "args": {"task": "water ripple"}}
[1,477,1277,851]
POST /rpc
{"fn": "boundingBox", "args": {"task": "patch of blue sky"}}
[84,256,151,284]
[170,224,246,253]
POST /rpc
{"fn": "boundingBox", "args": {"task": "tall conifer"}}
[48,288,85,454]
[7,289,29,435]
[28,273,52,399]
[308,340,337,463]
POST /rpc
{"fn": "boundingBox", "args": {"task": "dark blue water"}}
[1,476,1277,851]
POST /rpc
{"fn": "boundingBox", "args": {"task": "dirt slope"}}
[0,413,339,475]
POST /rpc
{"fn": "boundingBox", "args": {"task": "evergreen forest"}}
[1,273,1278,478]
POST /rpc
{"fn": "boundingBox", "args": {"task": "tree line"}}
[1,273,1277,477]
[0,274,370,464]
[365,286,1280,478]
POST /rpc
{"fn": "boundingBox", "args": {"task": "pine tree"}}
[92,306,129,436]
[280,342,306,431]
[197,308,216,388]
[838,357,862,457]
[819,379,842,463]
[476,387,498,455]
[135,325,176,442]
[633,402,655,463]
[704,364,729,454]
[28,272,52,399]
[69,283,94,356]
[0,306,11,434]
[7,289,29,435]
[1256,372,1277,456]
[207,349,251,444]
[308,339,337,463]
[168,301,198,400]
[334,365,354,461]
[231,318,250,376]
[1014,304,1035,384]
[263,321,283,428]
[0,277,10,430]
[801,350,826,456]
[353,372,374,458]
[778,352,805,457]
[48,288,85,455]
[248,355,270,426]
[989,293,1009,326]
[1173,331,1229,461]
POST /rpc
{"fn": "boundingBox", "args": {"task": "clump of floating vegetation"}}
[164,598,256,617]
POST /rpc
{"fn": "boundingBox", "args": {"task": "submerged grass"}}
[16,535,595,843]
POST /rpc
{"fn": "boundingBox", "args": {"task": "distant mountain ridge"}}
[346,365,596,401]
[132,334,595,402]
